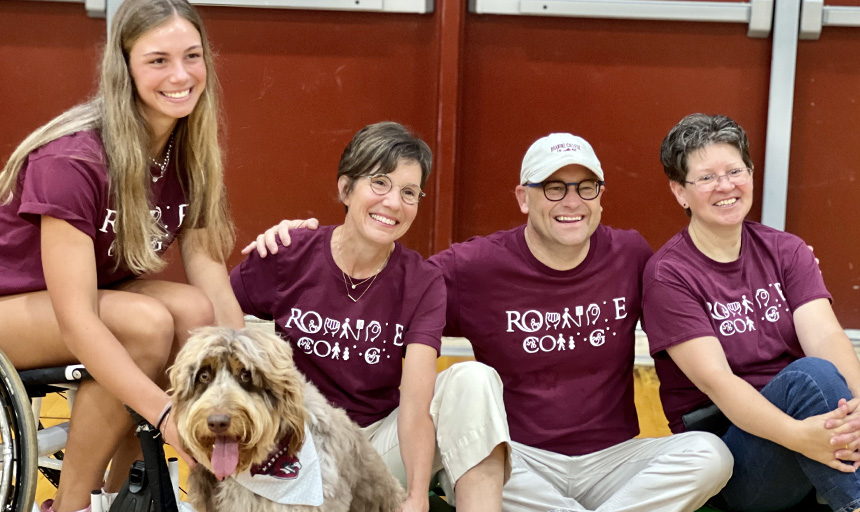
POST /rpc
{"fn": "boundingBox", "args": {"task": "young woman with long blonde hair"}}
[0,1,243,510]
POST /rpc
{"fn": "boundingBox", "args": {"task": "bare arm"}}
[180,229,244,328]
[796,299,860,395]
[397,343,437,512]
[794,299,860,454]
[42,216,169,425]
[667,336,856,472]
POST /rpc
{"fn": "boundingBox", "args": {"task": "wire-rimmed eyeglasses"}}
[524,179,604,201]
[365,174,426,205]
[684,167,753,192]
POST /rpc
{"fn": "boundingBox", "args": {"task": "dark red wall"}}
[201,6,440,255]
[1,0,858,326]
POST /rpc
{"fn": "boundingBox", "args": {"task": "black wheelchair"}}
[1,347,186,512]
[0,346,90,512]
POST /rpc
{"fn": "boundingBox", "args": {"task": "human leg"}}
[454,444,506,511]
[716,357,860,512]
[103,280,214,491]
[501,443,585,512]
[112,279,216,379]
[0,290,175,512]
[564,433,732,512]
[431,361,511,511]
[362,362,510,511]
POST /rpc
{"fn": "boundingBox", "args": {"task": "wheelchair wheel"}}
[0,349,38,512]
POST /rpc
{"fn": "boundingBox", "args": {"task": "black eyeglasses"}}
[525,179,604,201]
[365,174,426,205]
[684,168,753,192]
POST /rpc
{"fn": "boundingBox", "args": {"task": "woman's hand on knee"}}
[824,398,860,430]
[792,414,860,472]
[823,398,860,466]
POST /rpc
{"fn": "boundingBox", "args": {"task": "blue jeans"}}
[712,357,860,512]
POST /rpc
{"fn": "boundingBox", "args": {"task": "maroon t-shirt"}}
[642,221,830,433]
[0,130,188,295]
[428,224,652,456]
[230,225,445,427]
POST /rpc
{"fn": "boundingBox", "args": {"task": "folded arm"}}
[668,336,857,472]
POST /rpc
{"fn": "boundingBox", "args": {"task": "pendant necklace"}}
[149,133,175,183]
[335,227,391,303]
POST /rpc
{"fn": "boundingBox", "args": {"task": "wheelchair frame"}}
[0,349,91,512]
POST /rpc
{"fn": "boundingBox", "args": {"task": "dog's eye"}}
[197,368,212,384]
[239,369,252,383]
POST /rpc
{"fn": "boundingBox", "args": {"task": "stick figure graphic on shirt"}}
[745,317,756,331]
[557,333,566,351]
[340,318,359,339]
[568,336,576,350]
[562,306,582,329]
[741,295,754,314]
[343,347,350,361]
[331,342,341,359]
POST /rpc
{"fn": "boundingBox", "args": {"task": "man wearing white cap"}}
[425,133,733,512]
[244,132,734,511]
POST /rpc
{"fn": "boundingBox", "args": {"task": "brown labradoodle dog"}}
[169,326,405,511]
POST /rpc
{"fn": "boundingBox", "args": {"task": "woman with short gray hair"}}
[643,113,860,512]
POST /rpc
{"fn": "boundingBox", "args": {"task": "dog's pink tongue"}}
[211,436,239,481]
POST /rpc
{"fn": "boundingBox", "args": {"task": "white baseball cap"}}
[520,133,604,184]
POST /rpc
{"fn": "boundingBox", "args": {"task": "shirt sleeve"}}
[229,251,279,321]
[18,154,102,238]
[427,247,461,337]
[642,266,717,355]
[782,238,831,310]
[403,270,446,355]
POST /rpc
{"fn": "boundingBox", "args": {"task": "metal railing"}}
[468,0,775,38]
[22,0,433,16]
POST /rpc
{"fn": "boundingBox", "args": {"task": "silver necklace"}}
[149,133,174,182]
[335,227,391,303]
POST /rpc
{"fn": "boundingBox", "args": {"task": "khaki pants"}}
[503,433,733,512]
[362,361,512,505]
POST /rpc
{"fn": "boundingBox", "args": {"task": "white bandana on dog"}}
[234,426,323,506]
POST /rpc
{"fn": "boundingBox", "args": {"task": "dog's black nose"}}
[207,414,231,434]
